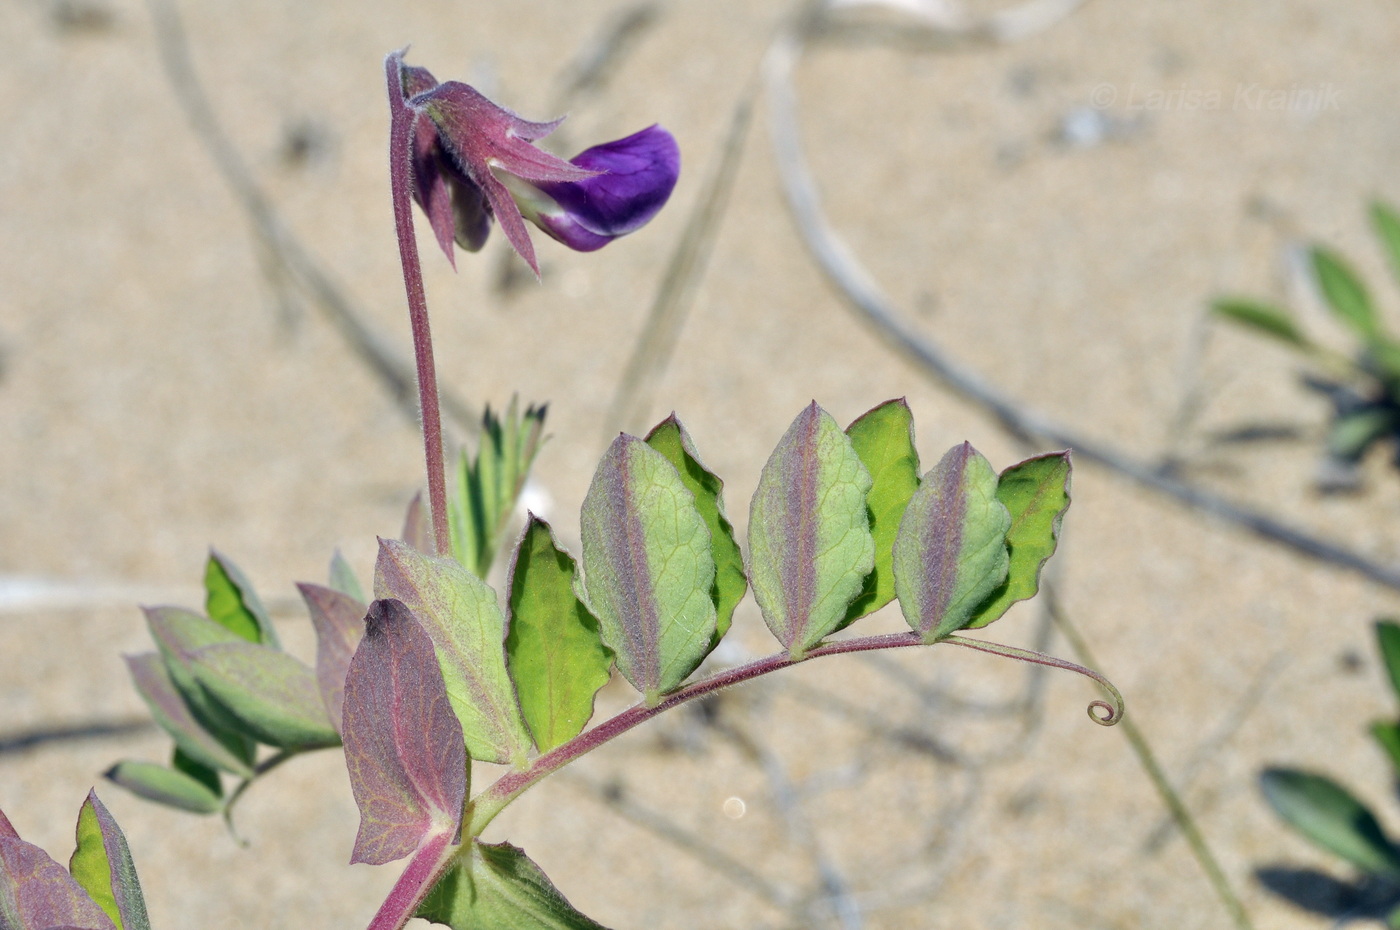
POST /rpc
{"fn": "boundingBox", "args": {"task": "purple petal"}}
[408,116,459,267]
[538,125,680,240]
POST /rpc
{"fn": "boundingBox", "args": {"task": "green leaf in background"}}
[1370,721,1400,773]
[1376,620,1400,704]
[143,607,258,763]
[1311,246,1381,342]
[342,599,467,866]
[843,399,920,625]
[644,415,747,649]
[1211,298,1313,350]
[205,550,278,647]
[505,517,612,752]
[417,841,612,930]
[748,403,874,659]
[1260,767,1400,876]
[1371,201,1400,287]
[297,582,367,734]
[69,791,150,930]
[171,748,222,798]
[124,651,253,778]
[449,400,548,578]
[581,434,716,704]
[187,643,341,750]
[966,452,1071,630]
[375,538,533,766]
[893,442,1011,643]
[329,549,367,603]
[0,816,115,930]
[103,761,223,815]
[1327,407,1397,462]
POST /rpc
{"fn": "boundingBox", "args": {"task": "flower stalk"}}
[386,51,451,557]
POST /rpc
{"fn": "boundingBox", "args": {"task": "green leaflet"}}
[204,550,278,647]
[124,652,253,778]
[1311,246,1380,342]
[892,443,1011,643]
[506,517,612,752]
[1260,767,1400,876]
[1373,201,1400,286]
[69,792,150,930]
[965,452,1071,630]
[1376,620,1400,701]
[843,399,920,625]
[1372,721,1400,773]
[748,403,874,659]
[449,400,548,578]
[1211,298,1313,350]
[644,415,747,649]
[144,607,250,745]
[186,643,341,750]
[580,434,716,704]
[103,761,223,815]
[375,538,533,766]
[417,841,612,930]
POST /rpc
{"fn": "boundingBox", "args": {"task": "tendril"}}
[942,634,1124,726]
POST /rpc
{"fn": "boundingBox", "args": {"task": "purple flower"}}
[390,51,680,276]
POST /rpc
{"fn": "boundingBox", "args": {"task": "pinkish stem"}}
[385,53,451,558]
[365,831,456,930]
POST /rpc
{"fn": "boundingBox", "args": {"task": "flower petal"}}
[538,125,680,239]
[409,117,460,266]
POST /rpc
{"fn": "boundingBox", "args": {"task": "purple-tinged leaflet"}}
[390,50,679,275]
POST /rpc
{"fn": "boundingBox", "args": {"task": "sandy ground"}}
[6,0,1400,927]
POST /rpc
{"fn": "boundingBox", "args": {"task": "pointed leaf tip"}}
[343,599,467,866]
[70,791,151,930]
[204,550,278,647]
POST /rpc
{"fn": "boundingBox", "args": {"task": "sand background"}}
[5,0,1400,927]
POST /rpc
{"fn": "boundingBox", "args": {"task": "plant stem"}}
[1045,589,1255,930]
[221,748,299,841]
[365,831,456,930]
[465,630,1120,836]
[385,52,451,558]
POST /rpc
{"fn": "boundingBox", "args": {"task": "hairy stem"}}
[385,52,451,557]
[365,831,456,930]
[465,630,1120,836]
